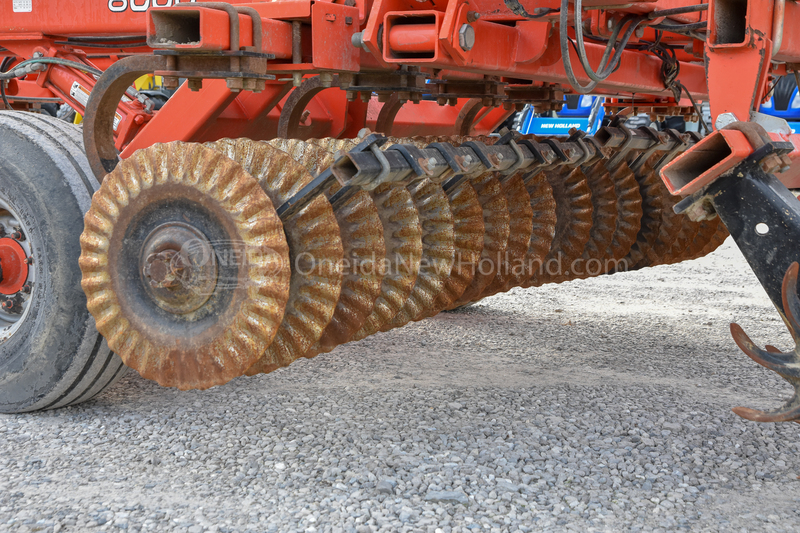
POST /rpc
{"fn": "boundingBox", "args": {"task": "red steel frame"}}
[0,0,797,169]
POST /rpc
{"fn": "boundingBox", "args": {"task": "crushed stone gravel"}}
[2,238,800,532]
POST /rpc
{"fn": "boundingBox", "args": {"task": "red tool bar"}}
[662,129,800,193]
[388,24,438,54]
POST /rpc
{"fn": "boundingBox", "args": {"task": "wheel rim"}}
[0,197,35,341]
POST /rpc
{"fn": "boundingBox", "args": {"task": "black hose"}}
[0,57,12,111]
[648,4,708,19]
[560,0,625,93]
[0,58,103,80]
[652,21,707,32]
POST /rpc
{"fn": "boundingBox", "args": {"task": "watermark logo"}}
[174,239,630,294]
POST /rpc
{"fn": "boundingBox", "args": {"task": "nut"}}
[458,24,475,52]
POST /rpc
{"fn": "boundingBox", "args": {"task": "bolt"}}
[300,110,311,123]
[351,32,368,51]
[715,112,739,130]
[319,72,333,88]
[134,115,145,125]
[144,249,189,289]
[458,24,475,52]
[24,257,33,265]
[11,229,24,241]
[21,283,31,294]
[188,78,203,92]
[1,296,22,314]
[466,11,480,23]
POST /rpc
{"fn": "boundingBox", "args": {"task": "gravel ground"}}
[2,238,800,533]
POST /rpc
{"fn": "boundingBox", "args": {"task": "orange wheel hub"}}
[0,237,28,295]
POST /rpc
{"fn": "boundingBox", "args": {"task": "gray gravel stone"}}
[2,239,800,532]
[424,490,469,505]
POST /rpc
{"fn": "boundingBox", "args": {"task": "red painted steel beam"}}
[121,79,238,156]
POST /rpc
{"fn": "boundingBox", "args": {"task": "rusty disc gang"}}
[80,125,725,391]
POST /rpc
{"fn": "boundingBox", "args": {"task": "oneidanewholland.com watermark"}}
[176,239,630,292]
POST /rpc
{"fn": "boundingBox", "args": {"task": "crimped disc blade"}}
[691,220,729,260]
[350,183,423,341]
[452,173,510,306]
[267,138,386,355]
[476,173,533,298]
[248,195,344,373]
[383,179,455,329]
[518,171,557,289]
[306,190,386,356]
[569,160,618,280]
[682,217,722,260]
[79,142,291,390]
[637,157,683,269]
[424,181,485,316]
[662,215,717,265]
[618,158,667,270]
[526,166,593,287]
[209,139,344,375]
[267,138,356,176]
[604,160,642,262]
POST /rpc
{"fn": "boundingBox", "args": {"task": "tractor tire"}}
[0,111,126,413]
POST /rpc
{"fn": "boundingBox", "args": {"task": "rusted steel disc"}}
[383,179,455,329]
[616,158,667,272]
[208,139,344,375]
[476,173,533,298]
[603,160,642,263]
[79,142,291,390]
[270,138,392,354]
[691,220,729,259]
[424,181,485,316]
[306,190,386,356]
[681,217,723,261]
[657,209,701,266]
[636,158,683,268]
[659,214,710,265]
[517,171,557,289]
[525,166,593,287]
[267,138,356,176]
[451,173,510,306]
[350,183,423,341]
[212,138,320,206]
[569,160,619,280]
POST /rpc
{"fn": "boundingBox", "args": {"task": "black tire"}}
[0,111,126,413]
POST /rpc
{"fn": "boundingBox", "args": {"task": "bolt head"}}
[458,24,475,52]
